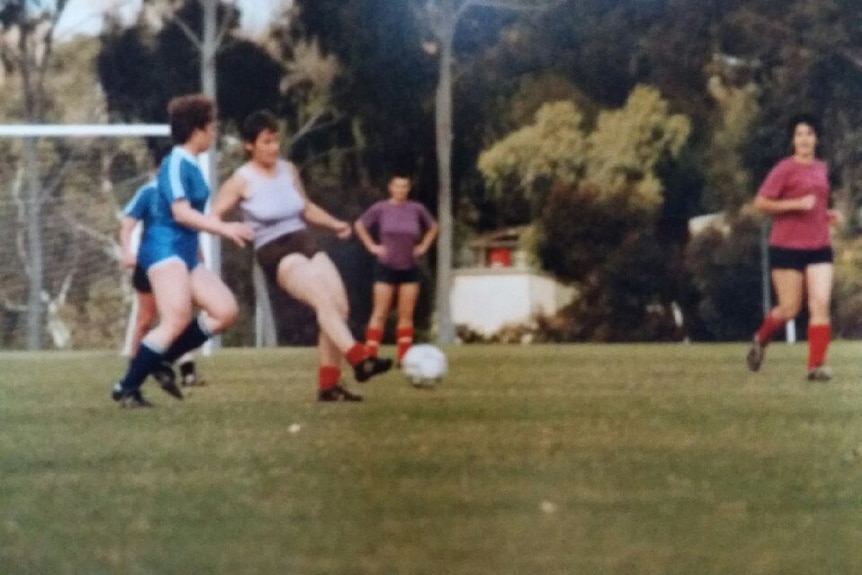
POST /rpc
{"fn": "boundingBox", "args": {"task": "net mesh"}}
[0,131,170,349]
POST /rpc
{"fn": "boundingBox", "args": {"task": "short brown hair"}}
[168,94,215,144]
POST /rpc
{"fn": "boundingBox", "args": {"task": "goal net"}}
[0,124,172,350]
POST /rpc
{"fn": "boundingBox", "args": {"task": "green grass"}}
[2,343,862,574]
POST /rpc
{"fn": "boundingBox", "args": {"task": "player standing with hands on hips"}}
[111,94,254,407]
[746,114,841,381]
[355,170,438,364]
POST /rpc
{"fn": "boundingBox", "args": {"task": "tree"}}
[479,85,691,339]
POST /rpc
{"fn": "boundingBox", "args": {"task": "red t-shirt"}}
[757,157,830,249]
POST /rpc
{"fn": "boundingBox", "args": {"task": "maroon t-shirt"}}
[757,157,830,249]
[359,200,436,269]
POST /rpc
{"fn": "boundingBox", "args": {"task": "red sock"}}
[319,365,341,391]
[396,326,414,362]
[365,327,383,358]
[807,324,831,370]
[345,343,368,367]
[756,313,785,344]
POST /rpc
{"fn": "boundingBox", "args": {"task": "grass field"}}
[2,343,862,574]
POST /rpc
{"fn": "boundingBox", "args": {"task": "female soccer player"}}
[747,114,841,381]
[212,110,392,402]
[355,171,438,363]
[111,94,254,407]
[119,166,202,389]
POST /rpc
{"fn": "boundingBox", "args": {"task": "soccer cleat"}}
[353,356,393,383]
[182,372,205,387]
[746,338,765,372]
[112,384,153,408]
[807,365,834,382]
[317,383,363,402]
[151,361,183,400]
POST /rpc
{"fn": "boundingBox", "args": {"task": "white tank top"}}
[237,159,307,249]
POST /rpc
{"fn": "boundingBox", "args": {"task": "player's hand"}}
[413,245,428,257]
[371,244,387,258]
[796,194,816,211]
[828,209,844,227]
[222,221,255,247]
[333,221,352,239]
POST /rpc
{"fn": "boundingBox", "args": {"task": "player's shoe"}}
[746,338,765,372]
[318,383,363,402]
[182,372,205,387]
[151,362,183,400]
[111,384,153,408]
[353,356,393,383]
[807,365,833,382]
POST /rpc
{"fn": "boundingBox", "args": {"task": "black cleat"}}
[181,372,205,387]
[112,385,153,408]
[746,338,765,372]
[353,356,393,383]
[151,361,183,400]
[318,384,363,402]
[807,365,834,382]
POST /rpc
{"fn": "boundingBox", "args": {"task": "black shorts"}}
[132,265,152,293]
[256,229,320,285]
[374,263,420,285]
[769,246,833,272]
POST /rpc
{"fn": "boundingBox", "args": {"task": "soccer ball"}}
[401,344,447,387]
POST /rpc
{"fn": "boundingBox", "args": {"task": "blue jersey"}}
[137,147,209,271]
[124,179,157,223]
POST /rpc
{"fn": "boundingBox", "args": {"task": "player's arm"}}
[414,223,438,257]
[171,200,253,248]
[753,194,816,215]
[211,173,245,219]
[287,162,351,238]
[354,219,384,257]
[118,216,139,270]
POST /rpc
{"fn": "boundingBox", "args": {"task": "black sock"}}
[163,317,210,364]
[120,343,164,392]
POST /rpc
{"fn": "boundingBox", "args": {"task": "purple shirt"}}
[359,200,436,270]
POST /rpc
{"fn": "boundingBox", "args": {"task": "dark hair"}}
[241,110,279,143]
[150,141,172,169]
[787,113,820,140]
[388,169,413,183]
[167,94,214,144]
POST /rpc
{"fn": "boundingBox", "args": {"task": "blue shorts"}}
[137,240,199,273]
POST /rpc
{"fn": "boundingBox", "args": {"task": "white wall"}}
[451,268,575,337]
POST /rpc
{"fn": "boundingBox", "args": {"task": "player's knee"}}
[774,304,801,321]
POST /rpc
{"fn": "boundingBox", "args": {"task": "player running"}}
[746,114,841,381]
[111,94,253,407]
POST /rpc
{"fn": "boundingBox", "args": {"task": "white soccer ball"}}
[401,344,447,387]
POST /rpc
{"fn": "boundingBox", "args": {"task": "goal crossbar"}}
[0,124,170,137]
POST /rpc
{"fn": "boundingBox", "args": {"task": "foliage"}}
[97,0,281,126]
[478,100,587,216]
[477,85,691,340]
[684,210,764,341]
